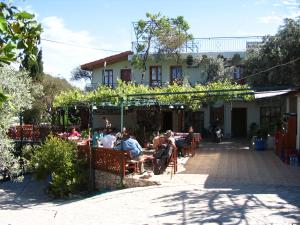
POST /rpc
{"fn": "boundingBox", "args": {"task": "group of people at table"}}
[64,117,196,174]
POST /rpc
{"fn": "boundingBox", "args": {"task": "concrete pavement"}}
[1,140,300,225]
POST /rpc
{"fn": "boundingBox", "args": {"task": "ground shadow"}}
[151,186,300,224]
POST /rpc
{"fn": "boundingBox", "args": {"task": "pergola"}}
[89,88,255,131]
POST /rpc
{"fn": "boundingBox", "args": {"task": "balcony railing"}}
[85,81,175,90]
[132,36,264,54]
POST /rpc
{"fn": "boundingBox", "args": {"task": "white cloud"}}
[258,14,283,24]
[280,0,299,6]
[258,0,300,25]
[41,16,116,89]
[255,0,267,5]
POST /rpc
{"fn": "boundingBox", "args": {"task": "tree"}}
[200,55,232,83]
[20,49,44,81]
[245,18,300,86]
[0,2,42,105]
[71,66,92,82]
[0,67,42,180]
[0,2,42,65]
[132,13,193,82]
[0,2,42,180]
[23,74,74,124]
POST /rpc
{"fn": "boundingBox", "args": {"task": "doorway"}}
[231,108,247,137]
[162,111,173,131]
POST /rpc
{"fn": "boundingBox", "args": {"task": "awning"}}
[254,89,293,99]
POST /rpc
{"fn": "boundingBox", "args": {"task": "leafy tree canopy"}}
[0,2,42,105]
[71,66,92,82]
[0,66,42,180]
[132,13,193,77]
[0,2,42,65]
[24,74,74,124]
[245,18,300,86]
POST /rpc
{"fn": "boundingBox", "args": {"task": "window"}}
[103,70,113,87]
[120,69,131,82]
[170,66,183,83]
[150,66,162,87]
[260,107,281,127]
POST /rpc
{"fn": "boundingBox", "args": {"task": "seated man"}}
[175,126,194,157]
[115,131,144,174]
[153,139,175,175]
[101,129,116,148]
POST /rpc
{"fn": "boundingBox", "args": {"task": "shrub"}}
[31,135,88,198]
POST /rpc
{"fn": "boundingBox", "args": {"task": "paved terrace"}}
[1,140,300,225]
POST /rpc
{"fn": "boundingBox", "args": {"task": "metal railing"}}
[85,81,175,90]
[132,36,264,54]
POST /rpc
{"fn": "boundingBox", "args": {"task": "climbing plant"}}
[54,80,253,110]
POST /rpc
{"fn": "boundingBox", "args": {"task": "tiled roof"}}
[81,51,133,70]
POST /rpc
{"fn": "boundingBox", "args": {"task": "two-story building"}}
[80,37,294,139]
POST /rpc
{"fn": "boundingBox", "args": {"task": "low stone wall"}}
[94,170,123,190]
[94,170,159,191]
[123,175,160,188]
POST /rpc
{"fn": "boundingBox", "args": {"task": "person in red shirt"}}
[69,127,81,137]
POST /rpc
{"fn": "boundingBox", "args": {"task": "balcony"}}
[132,36,264,54]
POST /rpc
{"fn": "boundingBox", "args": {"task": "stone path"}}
[1,140,300,225]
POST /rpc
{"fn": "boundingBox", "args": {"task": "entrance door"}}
[120,69,131,82]
[231,108,247,137]
[162,111,173,131]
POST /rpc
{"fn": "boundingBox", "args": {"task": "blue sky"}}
[13,0,300,88]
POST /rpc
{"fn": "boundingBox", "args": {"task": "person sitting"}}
[92,129,103,147]
[102,116,111,129]
[164,130,176,146]
[153,139,175,175]
[69,127,80,137]
[114,131,144,174]
[152,131,161,150]
[101,129,116,148]
[175,126,194,157]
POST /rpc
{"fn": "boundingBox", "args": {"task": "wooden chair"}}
[167,146,177,175]
[182,137,196,157]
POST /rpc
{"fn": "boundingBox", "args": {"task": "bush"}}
[31,135,88,198]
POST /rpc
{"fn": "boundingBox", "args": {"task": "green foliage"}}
[71,66,92,81]
[245,18,300,86]
[31,135,88,198]
[0,2,42,66]
[54,80,253,111]
[0,66,42,180]
[80,128,91,139]
[132,12,193,74]
[23,74,74,124]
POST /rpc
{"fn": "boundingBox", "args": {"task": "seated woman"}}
[69,127,81,137]
[92,129,103,147]
[175,126,194,157]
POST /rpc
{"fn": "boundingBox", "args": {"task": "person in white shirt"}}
[101,129,116,148]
